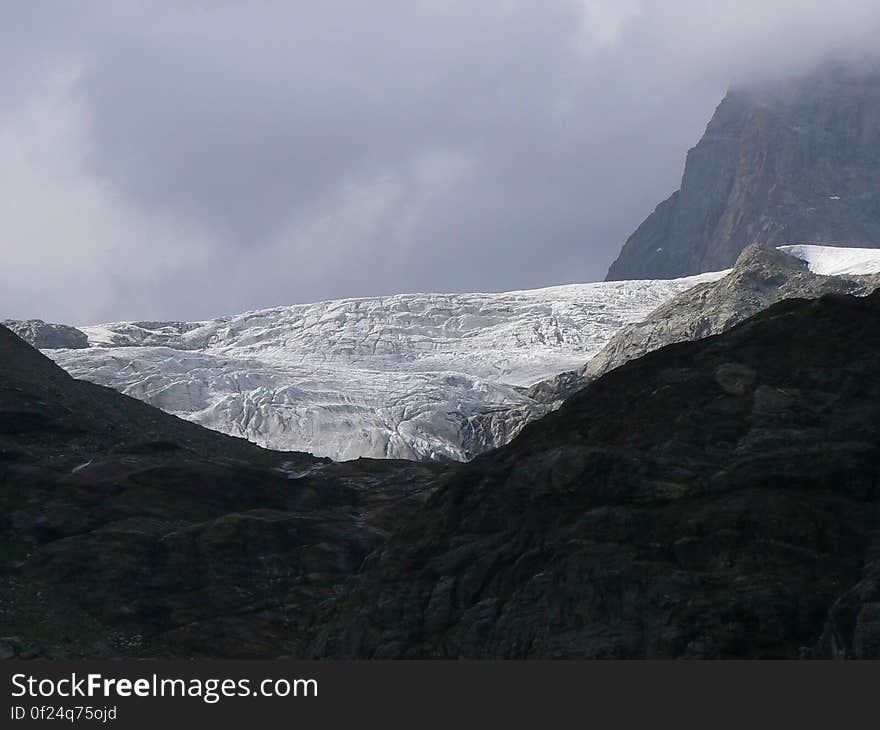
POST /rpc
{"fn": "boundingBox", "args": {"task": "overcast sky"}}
[2,1,880,324]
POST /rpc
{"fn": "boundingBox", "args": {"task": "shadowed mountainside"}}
[310,291,880,659]
[3,284,880,659]
[0,324,448,658]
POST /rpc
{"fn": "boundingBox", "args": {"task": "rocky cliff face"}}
[606,62,880,280]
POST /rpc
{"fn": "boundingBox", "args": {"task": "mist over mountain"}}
[4,3,880,324]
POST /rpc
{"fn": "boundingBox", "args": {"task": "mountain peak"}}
[605,60,880,281]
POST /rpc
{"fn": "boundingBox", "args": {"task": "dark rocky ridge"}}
[309,291,880,658]
[606,62,880,280]
[0,324,447,658]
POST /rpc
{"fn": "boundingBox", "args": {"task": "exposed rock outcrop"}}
[3,319,89,349]
[588,245,880,380]
[606,61,880,280]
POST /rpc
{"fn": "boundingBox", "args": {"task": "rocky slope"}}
[0,323,448,658]
[587,245,880,381]
[44,273,721,461]
[606,61,880,281]
[309,291,880,659]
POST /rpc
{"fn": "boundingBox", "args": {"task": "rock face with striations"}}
[606,62,880,281]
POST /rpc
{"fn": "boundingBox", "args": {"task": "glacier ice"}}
[47,273,723,461]
[46,245,880,462]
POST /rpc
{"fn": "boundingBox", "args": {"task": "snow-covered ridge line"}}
[780,244,880,276]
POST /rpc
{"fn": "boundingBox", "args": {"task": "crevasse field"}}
[46,246,880,461]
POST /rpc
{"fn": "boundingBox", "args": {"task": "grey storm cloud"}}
[2,1,880,323]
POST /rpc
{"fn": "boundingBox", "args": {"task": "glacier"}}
[43,244,880,462]
[46,273,724,461]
